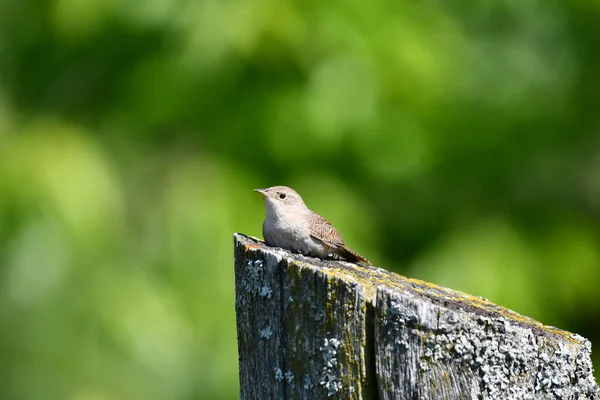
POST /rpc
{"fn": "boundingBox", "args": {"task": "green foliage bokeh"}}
[1,0,600,398]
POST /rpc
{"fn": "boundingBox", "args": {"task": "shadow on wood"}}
[233,233,599,400]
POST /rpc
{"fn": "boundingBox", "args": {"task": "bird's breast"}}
[263,215,310,249]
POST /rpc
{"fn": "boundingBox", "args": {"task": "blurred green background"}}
[1,0,599,398]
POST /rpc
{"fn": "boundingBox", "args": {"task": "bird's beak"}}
[254,188,268,197]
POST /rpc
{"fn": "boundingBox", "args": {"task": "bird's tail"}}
[339,246,372,266]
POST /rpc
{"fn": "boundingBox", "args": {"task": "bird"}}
[254,186,370,264]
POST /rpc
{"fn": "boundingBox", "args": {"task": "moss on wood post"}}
[234,233,599,400]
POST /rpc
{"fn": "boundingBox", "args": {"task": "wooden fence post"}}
[233,233,599,399]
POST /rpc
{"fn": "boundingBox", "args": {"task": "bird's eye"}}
[279,193,287,200]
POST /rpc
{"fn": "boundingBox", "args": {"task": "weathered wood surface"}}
[234,233,599,400]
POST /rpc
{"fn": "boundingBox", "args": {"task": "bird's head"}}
[254,186,308,218]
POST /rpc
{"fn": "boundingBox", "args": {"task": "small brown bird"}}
[254,186,370,264]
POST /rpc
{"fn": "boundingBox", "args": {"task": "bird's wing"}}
[307,212,346,248]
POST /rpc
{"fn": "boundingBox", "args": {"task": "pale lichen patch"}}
[241,259,264,296]
[260,326,273,339]
[259,285,273,298]
[320,337,343,396]
[274,367,284,381]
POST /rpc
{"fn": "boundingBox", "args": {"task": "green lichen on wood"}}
[289,248,580,345]
[274,254,372,398]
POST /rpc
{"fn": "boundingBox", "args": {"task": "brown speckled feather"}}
[307,211,371,264]
[307,212,345,248]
